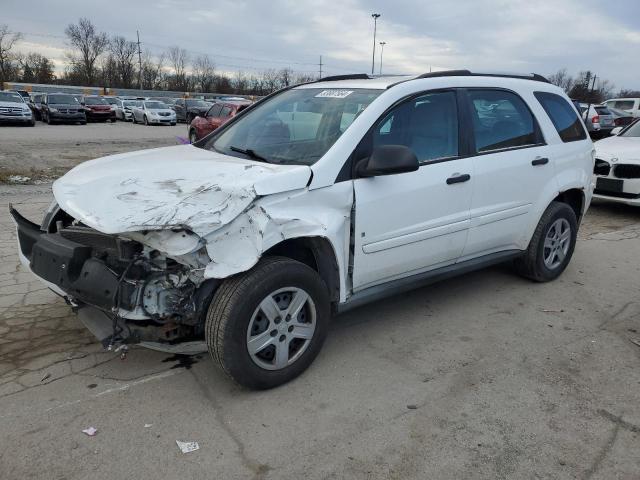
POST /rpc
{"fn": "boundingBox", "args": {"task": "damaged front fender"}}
[202,182,353,301]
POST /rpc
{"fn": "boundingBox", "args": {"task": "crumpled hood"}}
[595,136,640,162]
[52,145,312,236]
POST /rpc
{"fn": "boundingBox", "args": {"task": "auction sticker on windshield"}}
[315,90,354,98]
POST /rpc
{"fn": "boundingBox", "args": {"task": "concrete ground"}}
[0,182,638,479]
[0,122,186,180]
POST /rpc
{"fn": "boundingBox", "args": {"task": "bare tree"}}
[547,68,574,93]
[109,35,137,88]
[192,54,215,92]
[18,52,55,84]
[141,50,165,90]
[617,89,640,98]
[0,25,22,85]
[65,18,108,85]
[167,46,189,91]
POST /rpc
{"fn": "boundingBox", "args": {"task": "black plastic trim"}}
[337,250,522,313]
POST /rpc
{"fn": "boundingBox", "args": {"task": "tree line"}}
[0,18,316,96]
[547,68,640,103]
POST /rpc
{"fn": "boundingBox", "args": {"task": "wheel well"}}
[554,189,584,223]
[263,237,340,303]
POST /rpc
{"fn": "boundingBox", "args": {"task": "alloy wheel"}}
[543,218,571,269]
[246,287,316,371]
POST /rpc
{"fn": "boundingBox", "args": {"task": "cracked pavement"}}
[1,184,639,479]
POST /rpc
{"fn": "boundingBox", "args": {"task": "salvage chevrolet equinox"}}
[11,71,595,389]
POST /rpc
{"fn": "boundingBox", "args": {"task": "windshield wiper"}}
[229,146,269,163]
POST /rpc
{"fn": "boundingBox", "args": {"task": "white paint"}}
[593,134,640,206]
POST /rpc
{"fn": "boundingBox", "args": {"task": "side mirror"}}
[610,127,623,136]
[356,145,419,178]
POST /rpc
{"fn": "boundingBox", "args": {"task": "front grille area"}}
[0,106,23,114]
[158,112,171,116]
[614,164,640,179]
[60,226,119,256]
[594,159,611,176]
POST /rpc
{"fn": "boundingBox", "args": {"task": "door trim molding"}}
[338,249,522,313]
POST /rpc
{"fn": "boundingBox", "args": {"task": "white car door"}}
[352,90,474,291]
[460,88,554,259]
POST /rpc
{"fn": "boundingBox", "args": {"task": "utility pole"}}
[318,55,323,79]
[371,13,380,76]
[379,41,386,75]
[136,30,143,90]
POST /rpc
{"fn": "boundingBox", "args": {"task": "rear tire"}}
[189,129,198,143]
[143,115,148,125]
[514,201,578,282]
[206,257,330,390]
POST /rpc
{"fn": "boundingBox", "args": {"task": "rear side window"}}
[467,89,538,152]
[595,106,611,115]
[220,106,232,117]
[207,104,222,117]
[613,100,635,111]
[534,92,587,143]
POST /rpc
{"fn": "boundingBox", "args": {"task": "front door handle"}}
[446,174,471,185]
[532,157,549,166]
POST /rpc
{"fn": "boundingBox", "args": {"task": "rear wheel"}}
[143,115,148,125]
[206,257,330,390]
[189,129,198,143]
[514,201,578,282]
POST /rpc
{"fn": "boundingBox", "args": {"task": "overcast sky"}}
[3,0,640,89]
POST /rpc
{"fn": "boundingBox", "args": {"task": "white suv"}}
[12,71,594,389]
[604,98,640,118]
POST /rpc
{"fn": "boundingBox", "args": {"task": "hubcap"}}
[246,287,316,371]
[543,218,571,269]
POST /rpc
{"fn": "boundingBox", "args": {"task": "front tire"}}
[206,257,330,390]
[143,115,148,125]
[514,201,578,282]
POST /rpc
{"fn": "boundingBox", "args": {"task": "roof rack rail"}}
[415,69,550,83]
[317,74,371,82]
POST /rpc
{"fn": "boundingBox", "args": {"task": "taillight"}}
[614,118,621,126]
[592,115,599,124]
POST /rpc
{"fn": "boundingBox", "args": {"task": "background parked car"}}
[28,92,44,120]
[102,96,119,117]
[113,98,141,121]
[154,96,178,107]
[0,90,35,126]
[578,103,614,138]
[604,98,640,118]
[131,100,176,125]
[188,99,252,142]
[81,96,116,122]
[607,106,635,128]
[41,93,86,125]
[173,98,210,123]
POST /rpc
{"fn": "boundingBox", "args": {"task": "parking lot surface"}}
[1,181,639,479]
[0,123,185,180]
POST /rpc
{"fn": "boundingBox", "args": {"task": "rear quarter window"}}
[534,92,587,143]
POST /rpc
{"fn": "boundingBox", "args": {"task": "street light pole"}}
[379,41,386,75]
[371,13,380,76]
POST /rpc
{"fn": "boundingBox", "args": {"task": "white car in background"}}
[593,119,640,206]
[604,98,640,118]
[131,100,176,125]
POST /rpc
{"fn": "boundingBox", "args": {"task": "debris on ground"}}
[82,427,98,436]
[7,175,31,184]
[176,440,199,453]
[541,309,565,313]
[144,424,153,428]
[630,338,640,348]
[407,404,418,410]
[41,373,51,382]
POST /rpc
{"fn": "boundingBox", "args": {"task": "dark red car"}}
[188,100,252,143]
[81,96,116,122]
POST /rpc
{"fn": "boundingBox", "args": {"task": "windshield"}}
[123,100,140,107]
[620,120,640,137]
[205,88,382,165]
[84,97,108,105]
[145,101,167,109]
[0,92,24,103]
[186,99,209,108]
[49,94,80,105]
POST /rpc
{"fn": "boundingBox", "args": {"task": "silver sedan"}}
[131,100,177,126]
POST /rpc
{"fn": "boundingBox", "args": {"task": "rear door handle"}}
[532,157,549,166]
[446,174,471,185]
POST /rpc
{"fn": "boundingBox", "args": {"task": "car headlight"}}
[49,107,58,113]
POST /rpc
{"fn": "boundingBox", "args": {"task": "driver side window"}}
[373,91,459,163]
